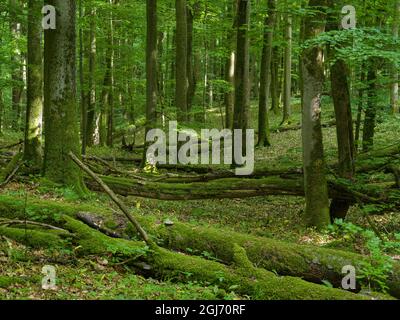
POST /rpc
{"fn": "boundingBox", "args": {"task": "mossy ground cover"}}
[0,239,239,300]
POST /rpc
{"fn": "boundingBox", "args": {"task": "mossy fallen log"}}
[0,194,399,298]
[84,174,389,205]
[0,152,22,184]
[132,216,400,298]
[85,175,306,200]
[5,214,382,300]
[0,226,67,248]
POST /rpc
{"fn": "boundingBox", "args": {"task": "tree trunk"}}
[232,0,250,166]
[86,7,97,147]
[106,0,115,147]
[327,0,355,220]
[270,45,280,115]
[100,2,115,147]
[24,0,43,168]
[143,0,158,165]
[79,0,87,155]
[257,0,276,147]
[301,0,330,229]
[186,4,195,117]
[355,67,365,155]
[0,89,3,133]
[146,0,158,132]
[282,7,292,125]
[391,1,400,114]
[43,0,85,193]
[9,0,23,131]
[223,1,237,129]
[175,0,188,122]
[362,63,377,152]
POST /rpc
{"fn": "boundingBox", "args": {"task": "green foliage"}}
[328,219,398,293]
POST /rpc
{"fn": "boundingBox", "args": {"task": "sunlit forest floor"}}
[1,102,400,299]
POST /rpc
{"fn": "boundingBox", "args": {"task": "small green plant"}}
[328,219,397,293]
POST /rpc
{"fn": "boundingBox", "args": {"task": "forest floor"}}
[1,103,400,300]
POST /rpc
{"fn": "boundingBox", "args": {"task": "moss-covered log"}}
[84,174,390,205]
[0,194,399,298]
[0,152,22,183]
[2,213,384,300]
[132,215,400,298]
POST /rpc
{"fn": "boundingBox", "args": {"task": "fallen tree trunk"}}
[0,212,383,300]
[0,194,398,298]
[80,210,400,299]
[272,119,339,133]
[84,174,389,205]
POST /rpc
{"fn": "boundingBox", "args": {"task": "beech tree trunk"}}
[9,0,23,131]
[301,0,330,229]
[146,0,158,133]
[391,1,400,114]
[224,0,237,129]
[24,0,43,168]
[327,0,355,220]
[43,0,86,193]
[232,0,250,165]
[175,0,188,122]
[257,0,276,147]
[86,7,97,147]
[282,4,292,125]
[186,4,195,116]
[362,63,377,152]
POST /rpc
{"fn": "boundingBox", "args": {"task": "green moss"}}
[0,227,65,248]
[0,276,25,288]
[0,152,23,182]
[0,194,110,223]
[0,194,398,299]
[151,247,370,300]
[232,244,254,269]
[95,175,303,200]
[62,215,147,257]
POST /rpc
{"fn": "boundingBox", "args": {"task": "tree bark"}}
[301,0,330,229]
[43,0,86,193]
[224,0,237,129]
[146,0,158,134]
[391,1,400,114]
[186,4,195,116]
[9,0,23,131]
[327,0,355,220]
[232,0,251,166]
[24,0,43,168]
[282,5,292,125]
[86,7,97,147]
[79,0,87,155]
[175,0,188,122]
[362,63,377,152]
[257,0,276,147]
